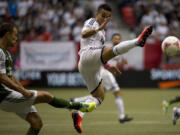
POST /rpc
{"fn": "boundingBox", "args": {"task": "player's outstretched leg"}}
[70,95,101,133]
[102,25,153,63]
[114,92,133,123]
[34,91,96,112]
[72,111,83,133]
[172,107,180,125]
[48,97,96,112]
[137,25,153,47]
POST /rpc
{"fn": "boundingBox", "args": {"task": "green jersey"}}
[0,48,13,103]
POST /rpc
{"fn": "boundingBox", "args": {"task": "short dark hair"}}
[98,4,112,12]
[0,23,15,38]
[112,33,121,38]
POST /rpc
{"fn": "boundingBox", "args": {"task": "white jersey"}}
[0,49,7,74]
[80,18,106,50]
[78,18,106,92]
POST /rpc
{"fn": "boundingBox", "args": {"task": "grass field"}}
[0,88,180,135]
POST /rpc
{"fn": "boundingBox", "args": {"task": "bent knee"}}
[36,91,54,103]
[31,118,43,130]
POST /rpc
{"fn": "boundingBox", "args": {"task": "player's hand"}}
[107,66,122,75]
[98,17,111,31]
[22,90,34,98]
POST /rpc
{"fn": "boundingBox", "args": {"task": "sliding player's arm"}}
[11,75,23,87]
[0,74,33,98]
[0,50,33,98]
[82,17,110,38]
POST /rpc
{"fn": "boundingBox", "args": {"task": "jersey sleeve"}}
[82,18,97,32]
[0,50,6,74]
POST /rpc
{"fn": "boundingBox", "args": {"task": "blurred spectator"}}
[72,21,83,43]
[24,29,37,42]
[37,27,52,41]
[0,0,7,17]
[59,20,71,41]
[18,0,32,17]
[8,0,18,18]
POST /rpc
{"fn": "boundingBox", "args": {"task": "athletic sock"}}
[26,127,39,135]
[113,38,138,56]
[115,96,125,119]
[77,110,85,118]
[176,108,180,114]
[73,95,92,102]
[169,96,180,105]
[73,95,102,118]
[73,95,102,107]
[49,97,82,110]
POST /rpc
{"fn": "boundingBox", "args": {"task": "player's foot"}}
[137,25,153,47]
[172,107,179,125]
[72,112,82,133]
[162,100,169,113]
[119,115,133,123]
[80,102,96,112]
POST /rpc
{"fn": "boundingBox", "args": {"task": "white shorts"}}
[100,67,120,92]
[79,46,105,93]
[0,90,38,119]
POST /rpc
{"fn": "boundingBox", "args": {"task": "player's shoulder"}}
[85,18,96,26]
[0,48,5,58]
[0,48,4,55]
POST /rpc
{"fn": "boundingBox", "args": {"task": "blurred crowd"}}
[118,0,180,43]
[0,0,118,42]
[0,0,90,42]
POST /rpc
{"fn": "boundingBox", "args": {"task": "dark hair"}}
[98,4,112,12]
[0,23,15,38]
[112,33,121,38]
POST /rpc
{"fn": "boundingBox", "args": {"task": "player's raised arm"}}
[82,17,110,38]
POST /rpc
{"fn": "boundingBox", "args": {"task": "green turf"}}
[0,88,180,135]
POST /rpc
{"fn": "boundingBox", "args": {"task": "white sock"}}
[77,110,85,117]
[73,95,102,106]
[115,96,125,119]
[73,95,92,102]
[113,38,138,56]
[74,95,102,118]
[176,107,180,114]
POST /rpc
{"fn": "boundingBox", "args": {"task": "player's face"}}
[97,9,111,24]
[112,35,121,46]
[6,27,18,47]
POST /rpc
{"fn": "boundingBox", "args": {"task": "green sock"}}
[169,96,180,105]
[49,97,82,110]
[26,127,39,135]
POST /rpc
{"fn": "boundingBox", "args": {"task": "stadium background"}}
[0,0,180,135]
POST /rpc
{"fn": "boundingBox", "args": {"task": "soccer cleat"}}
[119,115,133,123]
[72,112,83,133]
[80,102,96,112]
[172,107,179,125]
[162,100,169,113]
[137,25,153,47]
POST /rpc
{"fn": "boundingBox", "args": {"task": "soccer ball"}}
[161,36,180,56]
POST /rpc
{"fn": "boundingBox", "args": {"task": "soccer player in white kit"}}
[100,33,133,123]
[71,4,153,133]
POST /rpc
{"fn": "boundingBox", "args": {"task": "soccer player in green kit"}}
[0,23,96,135]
